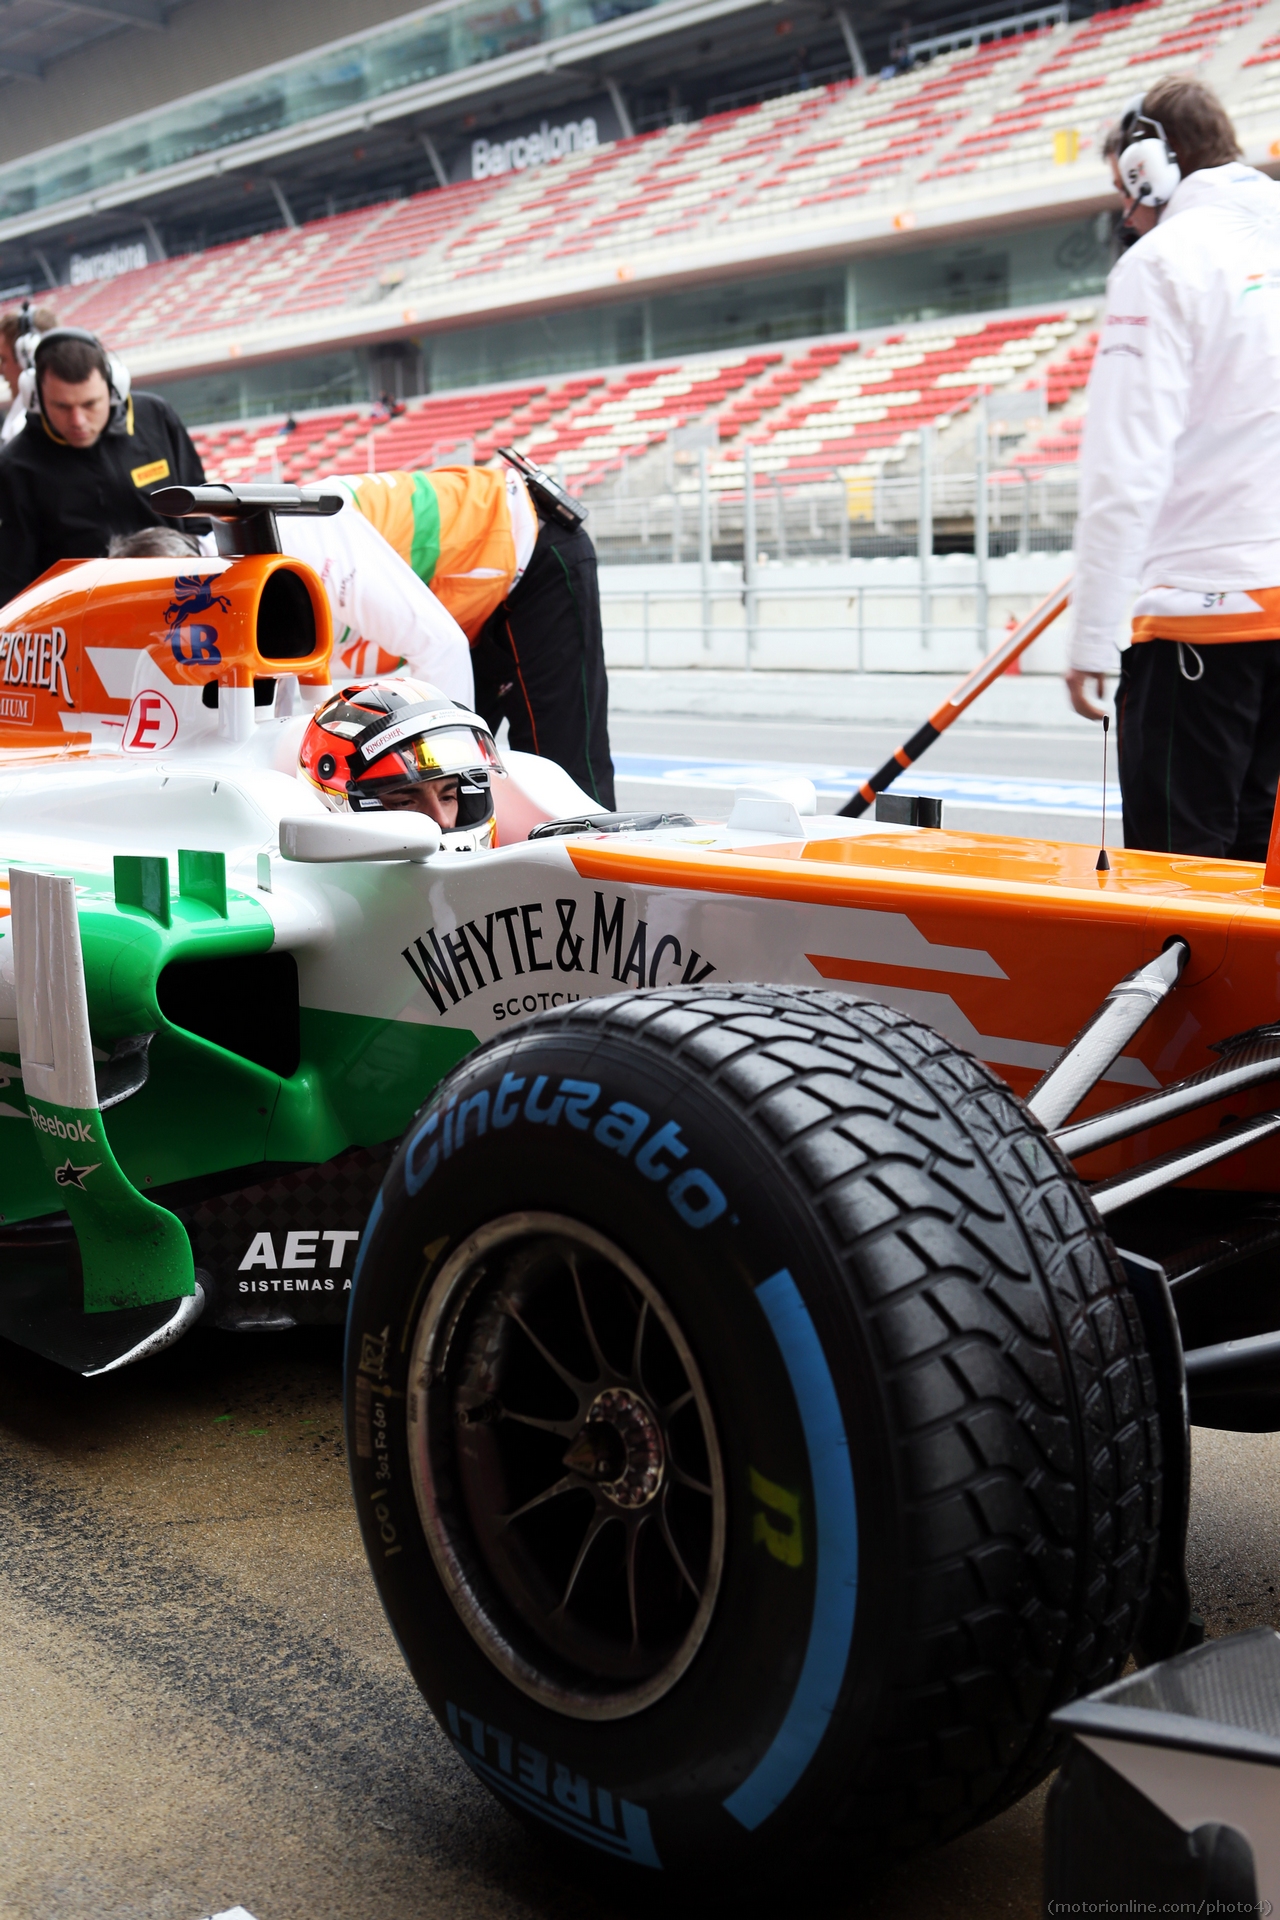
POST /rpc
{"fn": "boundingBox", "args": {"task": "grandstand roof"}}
[0,0,178,85]
[0,0,1099,279]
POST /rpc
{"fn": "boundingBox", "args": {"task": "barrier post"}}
[975,392,989,655]
[699,446,712,651]
[918,424,933,651]
[743,444,758,669]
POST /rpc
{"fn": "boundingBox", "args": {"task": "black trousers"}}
[470,518,616,809]
[1116,637,1280,860]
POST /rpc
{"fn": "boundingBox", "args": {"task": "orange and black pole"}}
[839,577,1073,817]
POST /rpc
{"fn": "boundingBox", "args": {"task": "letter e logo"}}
[123,690,179,752]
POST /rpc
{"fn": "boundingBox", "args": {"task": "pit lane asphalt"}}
[1,1328,1276,1920]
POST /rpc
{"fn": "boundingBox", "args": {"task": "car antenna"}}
[1096,714,1111,873]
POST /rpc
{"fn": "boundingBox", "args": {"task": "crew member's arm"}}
[1068,249,1193,718]
[0,458,45,608]
[278,500,475,706]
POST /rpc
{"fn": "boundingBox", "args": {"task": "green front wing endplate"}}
[11,867,194,1314]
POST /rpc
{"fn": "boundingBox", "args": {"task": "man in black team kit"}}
[0,327,206,607]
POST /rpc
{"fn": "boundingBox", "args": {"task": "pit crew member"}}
[298,677,501,850]
[0,303,56,445]
[0,328,207,607]
[326,464,615,808]
[1067,78,1280,859]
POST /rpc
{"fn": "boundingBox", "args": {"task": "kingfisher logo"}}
[165,574,231,665]
[0,626,72,704]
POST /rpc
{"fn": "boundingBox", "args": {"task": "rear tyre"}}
[346,985,1162,1882]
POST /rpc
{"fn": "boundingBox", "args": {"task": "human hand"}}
[1065,670,1109,721]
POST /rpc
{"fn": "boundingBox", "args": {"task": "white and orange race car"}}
[1,484,1277,1891]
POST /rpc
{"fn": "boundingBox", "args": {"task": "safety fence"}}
[584,459,1081,567]
[598,573,1067,674]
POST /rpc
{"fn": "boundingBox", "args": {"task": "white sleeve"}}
[505,471,538,581]
[1070,249,1194,675]
[278,502,475,706]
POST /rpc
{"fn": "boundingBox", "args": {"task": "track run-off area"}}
[1,1324,1278,1920]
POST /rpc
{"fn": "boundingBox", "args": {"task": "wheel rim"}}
[407,1212,726,1720]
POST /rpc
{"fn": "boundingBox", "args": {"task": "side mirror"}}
[278,813,441,864]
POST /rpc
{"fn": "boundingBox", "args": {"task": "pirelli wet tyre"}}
[345,985,1163,1883]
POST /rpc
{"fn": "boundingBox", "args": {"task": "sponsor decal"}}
[69,240,147,286]
[130,458,170,489]
[446,1702,661,1867]
[164,574,230,667]
[164,575,232,627]
[402,892,716,1020]
[0,690,34,725]
[403,1074,729,1230]
[237,1227,360,1292]
[123,689,179,752]
[471,116,599,180]
[0,626,72,704]
[54,1158,100,1189]
[30,1110,95,1143]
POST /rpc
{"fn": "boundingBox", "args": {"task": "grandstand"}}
[3,0,1278,551]
[186,302,1095,528]
[17,0,1280,410]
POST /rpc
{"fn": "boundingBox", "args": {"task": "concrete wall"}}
[0,0,415,165]
[599,553,1075,676]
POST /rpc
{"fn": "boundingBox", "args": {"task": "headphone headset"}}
[29,325,132,435]
[1116,93,1182,209]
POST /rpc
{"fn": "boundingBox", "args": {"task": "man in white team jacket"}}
[1068,77,1280,860]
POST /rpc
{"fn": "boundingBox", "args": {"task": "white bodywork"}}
[0,701,1154,1095]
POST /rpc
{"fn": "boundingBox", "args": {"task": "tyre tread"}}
[552,984,1162,1851]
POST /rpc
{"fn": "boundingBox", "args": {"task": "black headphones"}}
[32,326,131,434]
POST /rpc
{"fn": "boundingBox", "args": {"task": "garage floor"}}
[1,1327,1277,1920]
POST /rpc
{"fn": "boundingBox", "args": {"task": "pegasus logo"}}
[164,575,232,627]
[165,574,231,666]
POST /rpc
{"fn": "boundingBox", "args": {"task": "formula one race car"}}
[4,485,1280,1888]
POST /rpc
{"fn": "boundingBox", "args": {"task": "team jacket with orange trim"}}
[322,466,539,640]
[0,391,206,608]
[1071,163,1280,676]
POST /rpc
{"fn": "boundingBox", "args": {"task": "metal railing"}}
[584,453,1081,567]
[601,578,1008,673]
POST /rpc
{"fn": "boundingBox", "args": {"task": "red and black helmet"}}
[298,678,502,849]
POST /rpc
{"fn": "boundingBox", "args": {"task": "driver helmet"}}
[298,677,502,852]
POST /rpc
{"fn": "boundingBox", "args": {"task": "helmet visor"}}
[356,721,498,830]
